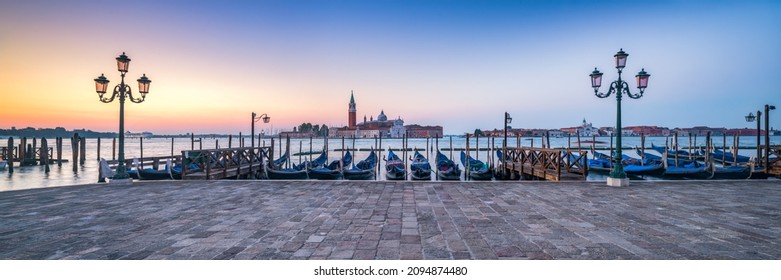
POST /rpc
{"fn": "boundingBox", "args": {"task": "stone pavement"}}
[0,180,779,260]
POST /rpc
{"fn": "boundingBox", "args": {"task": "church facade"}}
[330,92,441,138]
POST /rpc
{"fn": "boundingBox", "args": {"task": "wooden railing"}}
[181,146,271,180]
[502,147,588,181]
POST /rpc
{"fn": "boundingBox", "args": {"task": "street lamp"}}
[590,49,650,187]
[252,112,270,147]
[746,111,761,165]
[94,52,151,182]
[504,112,512,151]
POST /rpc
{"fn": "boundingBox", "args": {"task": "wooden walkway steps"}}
[181,146,272,180]
[500,147,588,181]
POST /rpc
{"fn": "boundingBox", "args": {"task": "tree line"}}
[1,127,116,138]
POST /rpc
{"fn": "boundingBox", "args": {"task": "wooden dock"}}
[767,145,781,177]
[180,146,272,180]
[500,147,588,181]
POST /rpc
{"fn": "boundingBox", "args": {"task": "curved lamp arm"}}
[594,81,618,98]
[624,80,644,99]
[126,85,146,103]
[98,86,118,103]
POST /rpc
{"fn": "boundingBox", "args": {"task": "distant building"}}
[405,125,443,138]
[624,126,670,136]
[561,119,600,137]
[331,92,440,138]
[125,131,153,138]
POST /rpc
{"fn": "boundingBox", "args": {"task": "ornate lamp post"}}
[504,112,512,150]
[745,111,761,165]
[251,112,270,147]
[589,49,650,187]
[94,52,151,182]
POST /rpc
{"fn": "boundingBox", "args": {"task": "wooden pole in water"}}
[299,140,303,165]
[734,134,739,166]
[270,137,275,163]
[140,137,144,169]
[546,131,551,149]
[722,134,727,164]
[97,138,101,160]
[378,133,383,177]
[309,136,313,163]
[674,132,679,167]
[435,136,439,180]
[449,136,453,160]
[71,133,79,172]
[229,135,233,148]
[641,133,646,164]
[56,137,63,166]
[491,137,495,170]
[239,132,243,147]
[171,137,174,157]
[341,136,345,163]
[215,139,219,149]
[476,132,479,162]
[403,132,408,180]
[41,138,49,172]
[688,133,693,161]
[19,137,26,163]
[7,137,13,173]
[465,133,470,181]
[80,136,86,165]
[32,138,37,163]
[191,133,195,150]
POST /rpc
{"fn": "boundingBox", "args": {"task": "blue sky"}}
[1,0,779,134]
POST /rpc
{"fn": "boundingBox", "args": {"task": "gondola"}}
[435,151,462,180]
[344,151,377,180]
[385,150,406,180]
[410,151,432,180]
[635,149,711,179]
[592,151,666,177]
[137,159,174,180]
[170,163,202,180]
[137,167,173,180]
[266,151,308,180]
[650,143,704,161]
[709,148,753,165]
[309,151,352,180]
[710,165,752,179]
[460,151,493,181]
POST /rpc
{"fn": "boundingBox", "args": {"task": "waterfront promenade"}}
[1,180,779,260]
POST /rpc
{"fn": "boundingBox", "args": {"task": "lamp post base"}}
[606,177,629,187]
[108,178,133,185]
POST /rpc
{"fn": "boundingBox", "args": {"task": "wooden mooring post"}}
[7,137,14,173]
[97,138,101,160]
[56,137,63,166]
[79,136,86,165]
[41,138,49,172]
[71,133,79,172]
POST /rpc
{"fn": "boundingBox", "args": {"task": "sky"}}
[1,0,779,135]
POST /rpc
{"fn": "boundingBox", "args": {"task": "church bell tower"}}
[348,90,357,129]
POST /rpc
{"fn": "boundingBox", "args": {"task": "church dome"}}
[377,110,387,121]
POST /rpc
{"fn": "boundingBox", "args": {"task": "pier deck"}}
[1,180,779,260]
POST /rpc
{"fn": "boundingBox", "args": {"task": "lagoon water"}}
[2,135,778,192]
